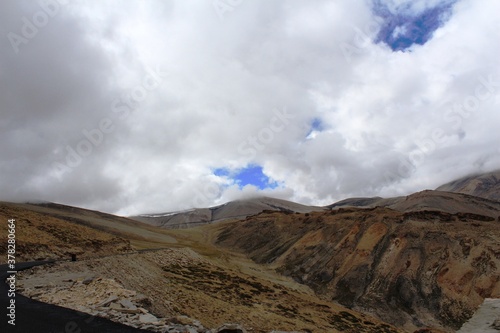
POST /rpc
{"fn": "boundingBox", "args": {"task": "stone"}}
[119,299,138,310]
[97,295,119,307]
[109,302,124,310]
[169,315,197,325]
[134,293,152,306]
[119,307,141,314]
[216,323,247,333]
[139,313,159,324]
[82,277,94,285]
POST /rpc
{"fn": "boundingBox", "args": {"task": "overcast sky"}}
[1,0,499,215]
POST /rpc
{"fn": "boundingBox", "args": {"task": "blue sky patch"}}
[306,117,324,139]
[311,118,323,131]
[372,0,456,51]
[214,168,230,177]
[214,165,278,190]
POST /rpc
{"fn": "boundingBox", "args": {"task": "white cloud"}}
[0,0,499,215]
[391,25,407,38]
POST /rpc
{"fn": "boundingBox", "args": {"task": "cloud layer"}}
[1,0,499,215]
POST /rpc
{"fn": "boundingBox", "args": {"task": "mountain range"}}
[132,169,500,229]
[1,169,499,332]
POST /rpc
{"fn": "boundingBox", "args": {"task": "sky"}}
[1,0,499,216]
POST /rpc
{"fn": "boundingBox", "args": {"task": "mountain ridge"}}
[132,196,325,229]
[131,169,500,229]
[436,169,500,202]
[5,169,500,332]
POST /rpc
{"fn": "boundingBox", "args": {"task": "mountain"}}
[328,190,500,220]
[132,196,325,228]
[0,201,130,262]
[5,170,500,332]
[209,171,500,332]
[329,170,500,213]
[0,201,179,262]
[215,206,500,332]
[388,190,500,216]
[134,170,500,230]
[1,200,404,333]
[436,170,500,201]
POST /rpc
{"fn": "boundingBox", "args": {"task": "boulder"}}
[109,302,123,311]
[169,315,197,325]
[216,323,247,333]
[97,295,119,307]
[119,299,138,310]
[139,313,159,324]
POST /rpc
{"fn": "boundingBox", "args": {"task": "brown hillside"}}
[0,202,133,263]
[3,200,406,332]
[132,196,324,229]
[436,170,500,202]
[215,207,500,332]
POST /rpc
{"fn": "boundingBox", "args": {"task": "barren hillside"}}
[133,196,324,229]
[0,202,134,263]
[215,207,500,332]
[436,170,500,201]
[18,248,405,333]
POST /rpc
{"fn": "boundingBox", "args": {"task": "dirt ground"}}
[18,247,404,333]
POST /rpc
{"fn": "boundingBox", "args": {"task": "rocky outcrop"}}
[216,207,500,332]
[20,274,250,333]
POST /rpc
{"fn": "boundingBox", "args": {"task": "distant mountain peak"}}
[436,169,500,202]
[131,197,324,229]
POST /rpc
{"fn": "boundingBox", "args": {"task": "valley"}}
[2,170,500,332]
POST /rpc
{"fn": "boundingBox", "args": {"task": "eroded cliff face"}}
[216,207,500,332]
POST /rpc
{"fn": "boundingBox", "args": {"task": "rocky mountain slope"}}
[132,197,324,229]
[5,170,500,332]
[389,190,500,213]
[3,200,403,332]
[215,207,500,332]
[134,170,500,230]
[0,202,136,262]
[328,190,500,218]
[18,248,404,333]
[0,200,191,263]
[436,169,500,201]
